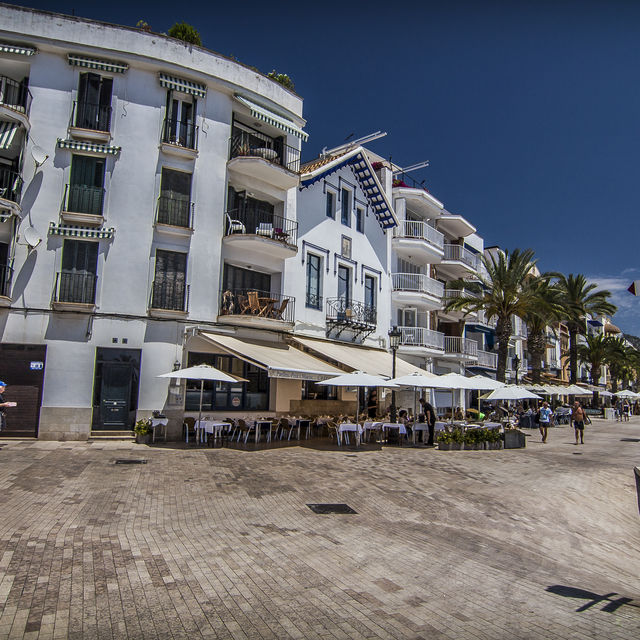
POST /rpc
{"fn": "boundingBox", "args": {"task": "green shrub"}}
[134,418,151,436]
[168,22,202,46]
[267,70,295,90]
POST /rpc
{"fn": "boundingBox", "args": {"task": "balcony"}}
[160,118,198,159]
[0,75,32,129]
[476,349,498,369]
[52,271,97,311]
[61,184,105,225]
[439,244,479,278]
[326,298,377,340]
[443,336,478,360]
[228,128,300,191]
[392,172,444,218]
[305,292,323,311]
[0,263,13,307]
[223,208,298,260]
[154,196,194,236]
[511,318,528,339]
[436,213,476,239]
[0,168,23,215]
[68,101,112,142]
[397,326,445,354]
[218,288,295,329]
[392,219,444,263]
[546,358,561,370]
[391,273,444,310]
[148,280,189,318]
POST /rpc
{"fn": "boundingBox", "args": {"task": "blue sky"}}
[8,0,640,332]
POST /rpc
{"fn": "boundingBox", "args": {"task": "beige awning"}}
[290,336,436,378]
[199,332,343,381]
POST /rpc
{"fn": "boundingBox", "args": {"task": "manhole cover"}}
[115,459,147,465]
[573,452,583,455]
[307,503,357,514]
[621,438,640,442]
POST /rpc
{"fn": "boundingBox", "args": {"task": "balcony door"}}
[165,91,195,147]
[152,250,187,311]
[60,240,98,304]
[77,72,112,131]
[0,242,10,297]
[338,265,351,306]
[159,168,191,227]
[68,155,105,215]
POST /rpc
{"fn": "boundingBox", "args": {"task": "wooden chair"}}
[326,421,339,443]
[235,419,252,443]
[183,417,196,442]
[247,291,261,315]
[271,298,288,319]
[236,294,250,315]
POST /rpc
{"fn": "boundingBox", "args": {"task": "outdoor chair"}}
[183,417,196,442]
[236,294,250,315]
[271,298,289,320]
[279,417,296,441]
[225,213,245,234]
[270,419,281,441]
[247,291,261,315]
[256,222,273,238]
[326,421,339,443]
[235,419,252,443]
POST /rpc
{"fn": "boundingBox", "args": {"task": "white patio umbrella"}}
[614,389,637,398]
[317,371,398,422]
[468,375,505,390]
[483,385,542,401]
[388,372,442,420]
[157,364,241,432]
[566,385,593,396]
[598,390,614,397]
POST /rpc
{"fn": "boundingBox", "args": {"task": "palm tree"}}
[444,248,538,382]
[551,274,616,384]
[604,336,629,393]
[577,333,609,386]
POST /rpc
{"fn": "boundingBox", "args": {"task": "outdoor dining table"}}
[338,422,362,446]
[193,420,232,445]
[250,419,273,443]
[362,421,383,442]
[150,417,169,444]
[382,422,407,445]
[411,422,429,444]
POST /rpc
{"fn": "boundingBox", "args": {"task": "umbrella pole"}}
[197,379,204,446]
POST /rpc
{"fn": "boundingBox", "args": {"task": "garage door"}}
[0,344,46,437]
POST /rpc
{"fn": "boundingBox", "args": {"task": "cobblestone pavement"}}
[1,418,640,639]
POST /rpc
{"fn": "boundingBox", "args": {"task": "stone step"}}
[89,431,135,441]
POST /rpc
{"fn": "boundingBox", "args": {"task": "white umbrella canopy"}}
[468,375,505,390]
[484,385,542,401]
[388,372,439,387]
[598,390,614,397]
[614,389,637,398]
[566,385,593,396]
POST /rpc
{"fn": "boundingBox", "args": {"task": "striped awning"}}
[158,73,206,98]
[0,42,37,56]
[0,121,20,150]
[68,54,128,73]
[234,95,308,141]
[48,222,114,239]
[57,138,121,155]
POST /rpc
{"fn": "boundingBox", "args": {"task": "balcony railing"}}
[392,171,430,193]
[326,298,377,327]
[392,273,444,299]
[71,100,112,132]
[53,271,97,305]
[444,336,478,358]
[224,208,298,246]
[399,326,445,350]
[156,195,193,228]
[162,117,198,150]
[219,288,295,323]
[547,358,561,369]
[443,288,479,301]
[511,319,528,338]
[149,280,189,312]
[443,244,479,270]
[0,168,23,204]
[477,349,498,369]
[229,128,301,173]
[393,220,444,249]
[305,292,322,310]
[0,75,32,115]
[63,184,105,216]
[0,263,13,298]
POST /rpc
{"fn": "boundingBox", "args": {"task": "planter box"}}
[487,441,502,450]
[438,443,450,451]
[450,442,462,450]
[503,430,526,449]
[136,433,152,445]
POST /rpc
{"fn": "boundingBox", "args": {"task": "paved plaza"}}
[1,419,639,639]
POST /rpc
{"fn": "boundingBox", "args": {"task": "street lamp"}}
[513,354,520,386]
[388,326,402,422]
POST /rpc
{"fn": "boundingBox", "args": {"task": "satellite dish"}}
[31,146,49,168]
[22,226,41,249]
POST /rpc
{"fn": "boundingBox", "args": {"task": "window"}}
[356,206,364,233]
[306,254,322,309]
[302,379,337,401]
[75,72,112,132]
[58,240,98,304]
[337,265,351,305]
[158,168,192,227]
[163,91,196,148]
[152,250,187,311]
[326,190,335,219]
[341,188,350,226]
[223,264,270,294]
[67,155,105,216]
[364,275,376,309]
[227,187,274,233]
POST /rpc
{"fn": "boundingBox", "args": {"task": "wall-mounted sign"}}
[30,361,44,370]
[231,396,241,407]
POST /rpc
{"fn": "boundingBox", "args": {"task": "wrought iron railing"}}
[444,336,478,358]
[326,298,377,326]
[53,271,97,304]
[477,349,498,369]
[0,263,13,298]
[443,244,479,270]
[162,117,198,150]
[398,326,445,350]
[219,288,295,323]
[392,171,430,192]
[63,184,105,216]
[156,195,193,228]
[224,208,297,246]
[393,219,444,249]
[392,273,444,298]
[0,168,23,204]
[229,128,301,173]
[443,288,479,301]
[305,292,322,310]
[150,280,189,312]
[71,100,112,132]
[0,75,32,115]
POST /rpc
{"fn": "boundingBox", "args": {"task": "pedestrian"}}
[623,400,630,422]
[572,400,586,444]
[538,401,553,443]
[367,388,377,419]
[0,381,17,432]
[615,399,623,422]
[419,396,437,446]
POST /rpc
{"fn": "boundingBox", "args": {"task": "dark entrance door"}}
[0,344,46,437]
[92,348,141,430]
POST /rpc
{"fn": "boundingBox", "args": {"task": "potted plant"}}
[134,418,152,444]
[486,428,503,450]
[450,427,464,450]
[437,430,452,451]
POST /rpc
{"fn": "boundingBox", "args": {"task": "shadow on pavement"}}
[546,585,640,613]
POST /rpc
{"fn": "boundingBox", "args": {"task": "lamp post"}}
[389,326,401,422]
[513,354,520,386]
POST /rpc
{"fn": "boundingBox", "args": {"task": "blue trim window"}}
[356,206,364,233]
[364,274,376,309]
[306,254,322,310]
[341,188,350,226]
[326,190,335,219]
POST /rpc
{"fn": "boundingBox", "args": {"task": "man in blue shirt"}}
[538,401,553,443]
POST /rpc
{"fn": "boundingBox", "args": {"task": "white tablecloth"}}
[193,420,231,444]
[150,418,168,443]
[338,423,362,446]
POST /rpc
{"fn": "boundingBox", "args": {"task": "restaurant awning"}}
[290,336,436,378]
[198,332,343,381]
[234,95,308,141]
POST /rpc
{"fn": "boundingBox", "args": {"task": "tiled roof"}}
[299,150,350,174]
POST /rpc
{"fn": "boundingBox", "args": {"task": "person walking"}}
[0,381,17,432]
[419,396,437,446]
[538,401,553,443]
[572,400,586,444]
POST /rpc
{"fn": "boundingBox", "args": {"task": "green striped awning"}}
[158,73,206,98]
[57,138,121,155]
[0,42,37,56]
[0,121,20,150]
[48,222,114,239]
[68,54,128,73]
[234,95,308,141]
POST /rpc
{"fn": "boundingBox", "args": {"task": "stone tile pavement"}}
[1,418,640,639]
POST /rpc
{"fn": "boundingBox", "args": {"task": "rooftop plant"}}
[267,71,295,90]
[168,22,202,46]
